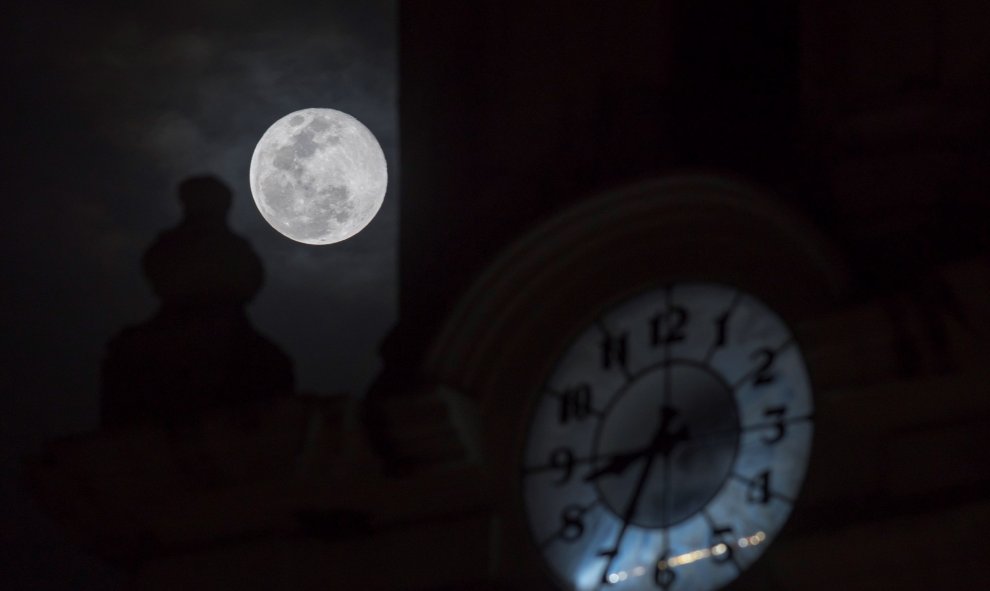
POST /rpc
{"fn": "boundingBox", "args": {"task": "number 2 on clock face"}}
[521,283,814,591]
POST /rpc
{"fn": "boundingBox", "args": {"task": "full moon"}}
[249,108,387,245]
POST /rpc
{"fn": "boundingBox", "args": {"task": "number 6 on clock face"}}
[521,283,814,591]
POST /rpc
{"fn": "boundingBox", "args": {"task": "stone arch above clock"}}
[424,175,849,417]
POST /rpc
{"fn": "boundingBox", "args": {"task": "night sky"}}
[2,1,396,587]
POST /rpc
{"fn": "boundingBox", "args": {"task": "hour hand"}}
[583,448,647,482]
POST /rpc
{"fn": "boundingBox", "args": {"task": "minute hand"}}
[600,444,661,585]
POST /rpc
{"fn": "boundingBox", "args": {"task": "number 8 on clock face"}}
[521,283,814,591]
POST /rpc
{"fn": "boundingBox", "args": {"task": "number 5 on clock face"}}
[521,283,813,591]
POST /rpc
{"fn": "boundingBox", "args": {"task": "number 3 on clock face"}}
[520,283,814,591]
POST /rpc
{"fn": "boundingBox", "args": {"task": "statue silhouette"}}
[101,175,294,426]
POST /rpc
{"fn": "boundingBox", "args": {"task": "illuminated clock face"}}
[521,283,813,591]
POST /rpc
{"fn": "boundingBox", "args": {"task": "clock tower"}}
[30,2,990,590]
[373,0,990,589]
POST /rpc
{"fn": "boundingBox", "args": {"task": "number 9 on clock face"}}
[520,283,813,591]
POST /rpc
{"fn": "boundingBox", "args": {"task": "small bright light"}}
[608,573,620,584]
[632,566,646,576]
[738,537,749,548]
[712,543,728,556]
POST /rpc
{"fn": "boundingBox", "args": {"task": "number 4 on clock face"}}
[521,283,814,591]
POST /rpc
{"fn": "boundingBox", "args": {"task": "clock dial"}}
[521,283,813,591]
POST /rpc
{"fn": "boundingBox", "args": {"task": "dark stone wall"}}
[385,0,990,392]
[386,1,811,390]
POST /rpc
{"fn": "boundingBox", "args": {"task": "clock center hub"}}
[592,361,739,528]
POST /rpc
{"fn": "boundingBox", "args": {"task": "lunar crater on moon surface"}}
[250,108,387,245]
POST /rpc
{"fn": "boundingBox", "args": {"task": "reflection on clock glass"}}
[520,283,813,591]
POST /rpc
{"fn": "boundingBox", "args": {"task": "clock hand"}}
[600,447,660,585]
[583,448,649,482]
[599,405,682,585]
[656,298,678,544]
[585,407,688,482]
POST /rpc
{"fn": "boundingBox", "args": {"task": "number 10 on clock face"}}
[521,283,814,591]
